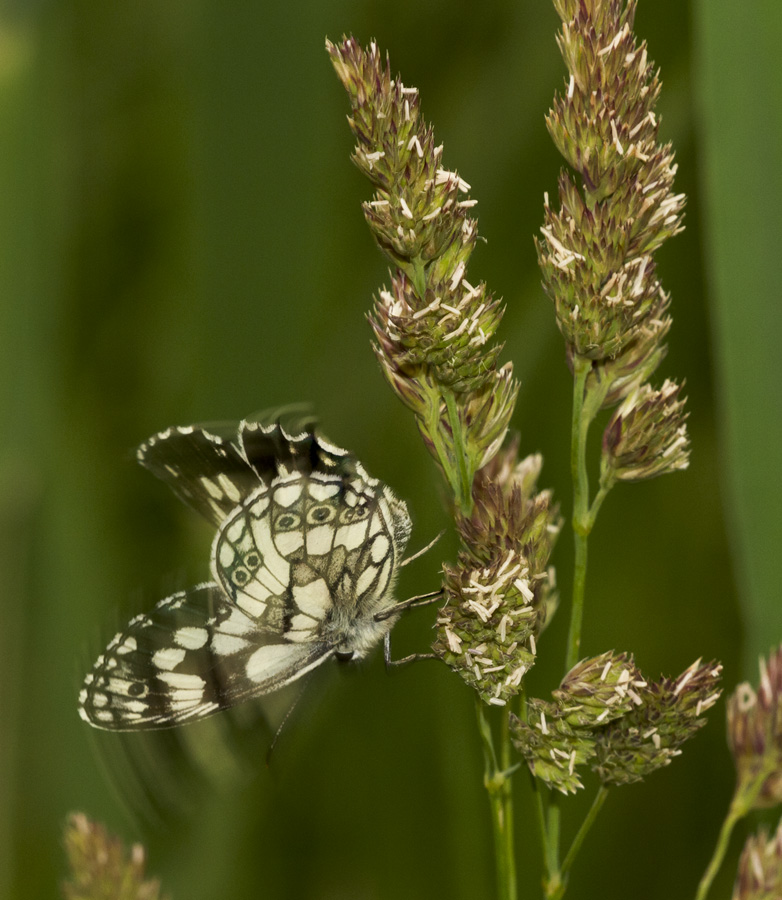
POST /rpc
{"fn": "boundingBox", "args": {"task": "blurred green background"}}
[1,1,780,898]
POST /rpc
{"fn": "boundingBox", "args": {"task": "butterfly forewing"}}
[137,425,260,527]
[239,419,362,483]
[79,583,332,731]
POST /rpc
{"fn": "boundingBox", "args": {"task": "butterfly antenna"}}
[374,588,444,622]
[265,676,312,767]
[400,530,445,568]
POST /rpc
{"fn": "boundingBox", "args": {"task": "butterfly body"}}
[79,414,411,731]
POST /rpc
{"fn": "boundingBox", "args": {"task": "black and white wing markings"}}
[81,414,416,731]
[211,472,346,644]
[238,419,364,483]
[211,470,405,656]
[137,424,262,527]
[303,477,398,616]
[137,416,365,529]
[78,583,332,731]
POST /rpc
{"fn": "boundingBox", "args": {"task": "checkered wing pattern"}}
[79,414,412,731]
[212,472,399,645]
[79,582,331,730]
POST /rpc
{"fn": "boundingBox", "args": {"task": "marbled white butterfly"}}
[79,413,413,730]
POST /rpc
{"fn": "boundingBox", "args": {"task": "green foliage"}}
[2,0,777,898]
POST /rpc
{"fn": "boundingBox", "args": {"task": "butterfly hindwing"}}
[212,470,400,640]
[78,583,332,731]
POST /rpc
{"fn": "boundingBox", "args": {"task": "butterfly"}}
[78,412,418,731]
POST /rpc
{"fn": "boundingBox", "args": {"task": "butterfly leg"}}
[383,631,438,669]
[399,530,445,567]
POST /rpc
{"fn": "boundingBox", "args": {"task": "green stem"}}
[566,529,588,673]
[476,701,517,900]
[422,386,462,503]
[565,356,610,672]
[561,786,609,880]
[500,709,516,900]
[443,387,473,515]
[694,803,742,900]
[545,787,609,900]
[476,697,500,772]
[587,484,611,528]
[565,357,592,672]
[532,778,550,870]
[695,770,772,900]
[544,799,562,896]
[531,776,563,896]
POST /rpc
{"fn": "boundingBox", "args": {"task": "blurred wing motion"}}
[79,582,333,730]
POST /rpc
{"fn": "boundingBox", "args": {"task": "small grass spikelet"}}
[593,658,722,786]
[511,654,722,791]
[728,646,782,809]
[511,651,642,793]
[539,0,689,482]
[62,813,167,900]
[733,820,782,900]
[539,0,684,369]
[601,379,690,484]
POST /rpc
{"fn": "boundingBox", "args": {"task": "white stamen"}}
[449,261,466,291]
[674,665,697,695]
[408,135,424,157]
[611,119,624,155]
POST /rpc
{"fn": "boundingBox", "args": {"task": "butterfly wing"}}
[239,418,364,483]
[83,413,414,731]
[137,414,364,528]
[212,468,406,652]
[78,583,332,731]
[137,424,262,527]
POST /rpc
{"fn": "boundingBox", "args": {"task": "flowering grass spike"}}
[728,646,782,808]
[540,0,685,375]
[696,648,782,900]
[593,658,722,786]
[601,380,690,484]
[328,37,517,513]
[511,654,721,793]
[433,440,561,705]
